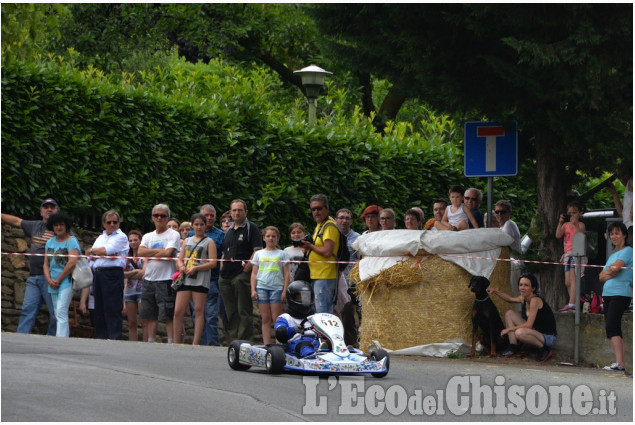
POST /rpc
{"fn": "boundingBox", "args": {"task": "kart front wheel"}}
[228,340,251,371]
[370,348,389,378]
[265,345,286,374]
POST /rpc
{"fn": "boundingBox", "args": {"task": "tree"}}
[311,4,633,308]
[1,3,69,62]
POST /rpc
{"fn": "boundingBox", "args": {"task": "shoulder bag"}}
[70,239,93,291]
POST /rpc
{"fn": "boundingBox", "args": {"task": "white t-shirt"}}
[141,228,181,281]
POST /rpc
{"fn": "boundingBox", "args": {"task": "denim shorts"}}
[564,255,577,272]
[542,333,556,349]
[124,293,141,303]
[256,287,283,304]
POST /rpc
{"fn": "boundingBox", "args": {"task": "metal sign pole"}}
[571,232,587,365]
[487,177,493,228]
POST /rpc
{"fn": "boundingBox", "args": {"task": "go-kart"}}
[227,313,389,377]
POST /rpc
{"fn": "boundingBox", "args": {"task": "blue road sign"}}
[464,121,518,177]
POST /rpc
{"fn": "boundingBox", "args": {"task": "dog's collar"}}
[474,295,490,302]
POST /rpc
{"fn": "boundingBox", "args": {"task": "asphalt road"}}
[1,332,632,422]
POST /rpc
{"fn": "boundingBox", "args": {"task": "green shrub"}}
[1,58,500,241]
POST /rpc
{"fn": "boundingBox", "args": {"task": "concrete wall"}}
[552,311,632,368]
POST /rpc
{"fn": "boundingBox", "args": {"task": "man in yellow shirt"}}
[301,194,340,313]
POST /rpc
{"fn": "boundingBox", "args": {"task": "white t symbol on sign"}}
[477,126,505,172]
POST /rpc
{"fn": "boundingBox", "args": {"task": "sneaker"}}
[603,363,625,371]
[536,346,553,363]
[500,345,522,358]
[558,304,575,312]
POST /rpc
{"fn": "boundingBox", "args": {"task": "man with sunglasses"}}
[87,209,129,340]
[493,200,522,254]
[464,188,485,229]
[2,197,61,335]
[301,194,341,314]
[138,204,181,343]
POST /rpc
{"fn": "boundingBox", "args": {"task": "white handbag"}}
[72,256,93,291]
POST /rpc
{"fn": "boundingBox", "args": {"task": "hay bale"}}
[358,248,511,351]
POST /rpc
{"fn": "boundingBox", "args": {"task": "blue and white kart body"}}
[227,313,389,377]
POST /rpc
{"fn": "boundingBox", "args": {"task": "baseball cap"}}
[361,205,382,219]
[41,197,58,207]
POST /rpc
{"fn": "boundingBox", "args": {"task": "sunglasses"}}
[221,219,233,223]
[310,206,325,212]
[105,220,119,225]
[464,196,476,201]
[336,216,352,220]
[494,210,508,215]
[152,214,168,218]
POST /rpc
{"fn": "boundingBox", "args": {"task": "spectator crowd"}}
[2,172,631,370]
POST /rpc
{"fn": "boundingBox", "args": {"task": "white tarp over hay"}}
[352,228,514,281]
[368,339,477,357]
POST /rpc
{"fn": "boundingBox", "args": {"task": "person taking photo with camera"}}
[555,200,587,312]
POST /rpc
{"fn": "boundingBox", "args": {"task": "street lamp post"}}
[294,64,332,125]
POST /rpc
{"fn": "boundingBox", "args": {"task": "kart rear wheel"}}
[265,345,286,374]
[228,340,251,371]
[370,348,389,378]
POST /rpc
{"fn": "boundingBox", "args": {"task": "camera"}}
[292,235,312,247]
[563,213,571,221]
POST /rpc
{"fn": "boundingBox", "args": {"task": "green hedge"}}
[2,59,474,240]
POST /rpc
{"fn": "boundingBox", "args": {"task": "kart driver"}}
[274,280,320,357]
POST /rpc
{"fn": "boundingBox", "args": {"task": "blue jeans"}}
[312,278,337,314]
[198,279,220,346]
[17,275,57,335]
[51,285,73,337]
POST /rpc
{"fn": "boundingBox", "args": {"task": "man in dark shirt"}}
[1,197,60,335]
[464,187,485,228]
[219,199,262,341]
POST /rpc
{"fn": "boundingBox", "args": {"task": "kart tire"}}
[265,345,286,374]
[228,340,251,371]
[370,348,389,378]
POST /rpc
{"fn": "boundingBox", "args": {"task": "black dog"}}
[468,276,506,357]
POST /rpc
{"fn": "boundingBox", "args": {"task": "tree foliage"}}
[1,3,69,62]
[312,4,632,170]
[311,4,632,307]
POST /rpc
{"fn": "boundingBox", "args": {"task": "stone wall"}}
[0,224,191,341]
[1,223,263,344]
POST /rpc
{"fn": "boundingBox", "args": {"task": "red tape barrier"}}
[1,251,629,269]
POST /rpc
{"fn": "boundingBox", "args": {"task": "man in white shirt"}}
[138,204,181,343]
[493,200,522,254]
[87,210,129,340]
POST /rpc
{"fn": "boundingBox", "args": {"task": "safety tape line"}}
[1,251,630,269]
